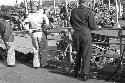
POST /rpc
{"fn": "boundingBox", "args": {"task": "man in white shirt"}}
[23,9,49,68]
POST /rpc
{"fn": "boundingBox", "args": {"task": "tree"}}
[0,5,15,16]
[1,5,7,13]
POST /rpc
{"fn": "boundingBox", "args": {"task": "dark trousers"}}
[72,31,92,75]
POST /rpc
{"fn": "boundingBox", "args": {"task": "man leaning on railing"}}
[23,9,49,68]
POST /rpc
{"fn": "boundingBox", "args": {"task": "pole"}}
[109,0,110,10]
[65,0,68,13]
[68,28,73,63]
[15,0,17,12]
[118,0,122,17]
[114,0,121,28]
[16,0,18,5]
[30,0,33,13]
[77,0,79,7]
[24,0,29,15]
[53,0,55,9]
[116,0,119,23]
[38,0,41,10]
[40,0,42,6]
[53,0,56,14]
[93,0,95,6]
[101,0,103,4]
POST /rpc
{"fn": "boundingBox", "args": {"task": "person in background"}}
[60,5,68,27]
[0,14,15,67]
[23,9,49,68]
[70,0,98,81]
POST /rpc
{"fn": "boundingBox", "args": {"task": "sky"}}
[0,0,39,6]
[0,0,78,6]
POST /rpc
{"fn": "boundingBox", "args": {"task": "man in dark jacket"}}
[70,0,98,80]
[0,15,15,67]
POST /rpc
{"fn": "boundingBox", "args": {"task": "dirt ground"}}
[0,33,113,83]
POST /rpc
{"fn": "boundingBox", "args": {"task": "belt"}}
[74,30,91,35]
[31,29,43,33]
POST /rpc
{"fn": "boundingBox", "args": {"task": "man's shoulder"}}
[72,7,89,12]
[42,14,47,17]
[0,19,7,24]
[72,8,78,11]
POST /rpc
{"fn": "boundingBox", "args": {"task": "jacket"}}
[70,5,97,35]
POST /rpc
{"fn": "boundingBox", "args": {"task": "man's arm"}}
[70,9,74,26]
[43,14,50,35]
[22,17,32,33]
[43,14,49,26]
[3,21,14,42]
[22,17,29,30]
[88,11,98,30]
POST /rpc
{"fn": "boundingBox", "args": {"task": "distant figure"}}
[60,5,68,26]
[23,9,49,68]
[0,15,15,67]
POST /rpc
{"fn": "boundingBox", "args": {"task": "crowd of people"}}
[92,2,115,28]
[0,1,117,31]
[38,2,116,29]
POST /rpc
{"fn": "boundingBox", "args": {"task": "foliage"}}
[0,5,15,14]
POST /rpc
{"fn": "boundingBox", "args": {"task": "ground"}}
[0,60,111,83]
[0,34,110,83]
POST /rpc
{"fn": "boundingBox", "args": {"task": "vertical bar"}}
[93,0,95,6]
[53,0,55,14]
[16,0,18,5]
[15,0,18,12]
[116,0,119,23]
[77,0,79,7]
[114,0,121,28]
[109,0,110,10]
[24,0,29,15]
[101,0,103,4]
[38,0,42,10]
[30,0,33,13]
[53,0,55,9]
[65,0,68,26]
[119,0,122,17]
[119,29,123,72]
[40,0,42,6]
[68,28,73,63]
[65,0,68,13]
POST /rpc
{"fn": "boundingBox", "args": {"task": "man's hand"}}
[43,28,47,35]
[27,29,33,34]
[96,25,102,30]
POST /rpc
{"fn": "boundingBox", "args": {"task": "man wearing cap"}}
[0,15,15,67]
[70,0,98,80]
[23,9,49,68]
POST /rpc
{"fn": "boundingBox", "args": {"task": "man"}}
[70,0,98,80]
[0,15,15,67]
[23,9,49,68]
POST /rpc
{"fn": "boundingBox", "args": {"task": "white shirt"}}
[23,12,49,30]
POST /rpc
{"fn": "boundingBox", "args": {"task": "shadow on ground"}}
[0,47,8,66]
[15,50,34,68]
[44,64,93,82]
[0,47,34,68]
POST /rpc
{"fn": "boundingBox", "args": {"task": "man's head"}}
[3,14,11,20]
[36,9,44,14]
[79,0,86,4]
